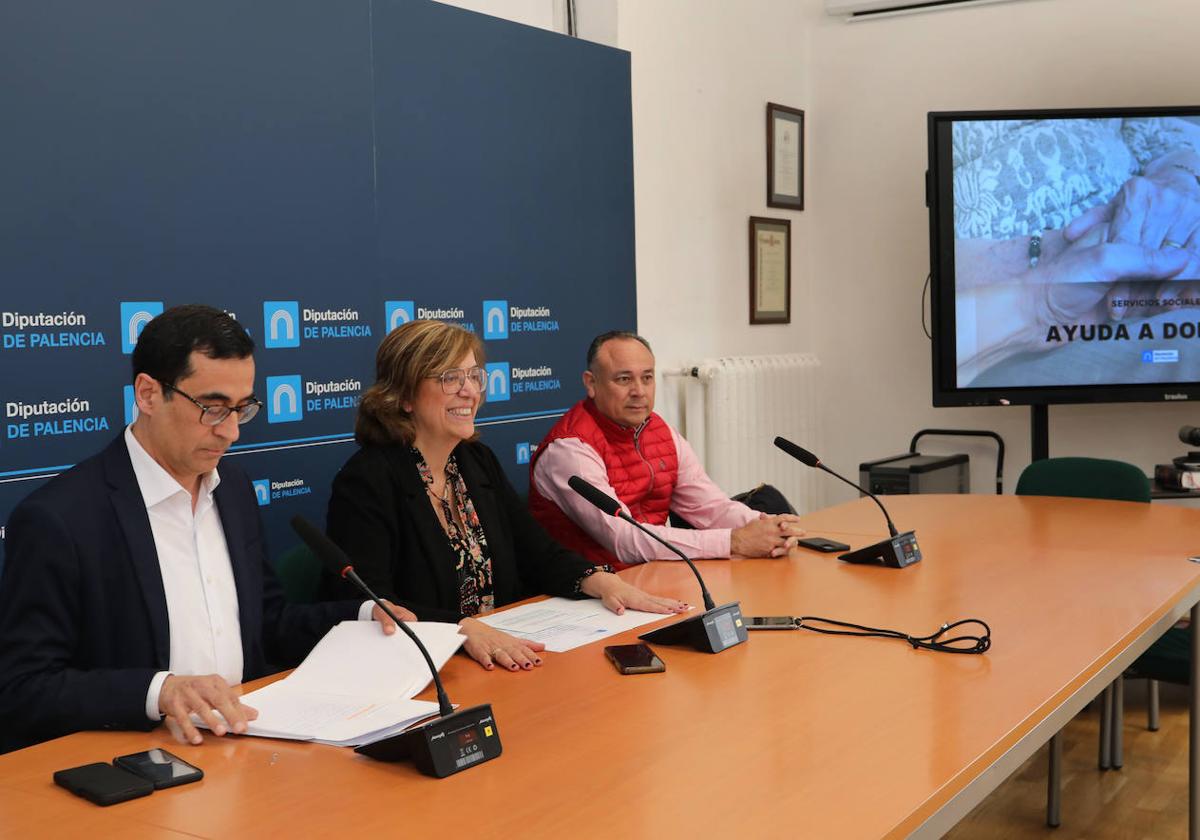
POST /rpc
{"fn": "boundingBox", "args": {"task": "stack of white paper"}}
[220,621,465,747]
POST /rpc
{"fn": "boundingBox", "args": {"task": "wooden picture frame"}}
[766,103,804,210]
[749,216,790,324]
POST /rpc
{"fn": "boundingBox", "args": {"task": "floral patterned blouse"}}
[412,447,495,616]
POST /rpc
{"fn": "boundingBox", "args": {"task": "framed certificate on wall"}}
[749,216,790,324]
[767,103,804,210]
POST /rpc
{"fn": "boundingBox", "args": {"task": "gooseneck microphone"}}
[773,437,899,538]
[568,475,715,611]
[567,475,745,653]
[290,517,502,777]
[773,438,922,568]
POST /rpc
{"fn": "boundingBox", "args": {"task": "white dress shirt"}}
[125,427,375,721]
[124,426,244,720]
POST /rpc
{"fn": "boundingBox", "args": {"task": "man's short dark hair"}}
[131,304,255,389]
[586,331,653,371]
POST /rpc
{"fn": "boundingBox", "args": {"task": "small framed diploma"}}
[766,103,804,210]
[749,216,790,324]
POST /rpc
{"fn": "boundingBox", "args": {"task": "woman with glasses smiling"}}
[324,319,688,672]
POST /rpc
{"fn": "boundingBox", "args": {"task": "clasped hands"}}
[1021,150,1200,339]
[731,513,806,558]
[159,600,415,745]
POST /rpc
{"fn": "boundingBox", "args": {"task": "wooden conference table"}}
[2,494,1200,838]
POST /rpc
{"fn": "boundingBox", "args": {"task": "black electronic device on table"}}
[567,475,748,653]
[838,530,922,568]
[113,749,203,789]
[54,762,154,806]
[775,437,922,569]
[356,706,501,776]
[746,616,800,630]
[605,643,666,674]
[291,517,501,778]
[797,537,850,553]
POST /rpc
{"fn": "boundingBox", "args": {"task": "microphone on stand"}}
[773,438,922,568]
[567,475,746,653]
[291,516,502,777]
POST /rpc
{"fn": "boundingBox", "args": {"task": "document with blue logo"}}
[477,598,687,653]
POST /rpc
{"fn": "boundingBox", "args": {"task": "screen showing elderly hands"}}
[950,116,1200,388]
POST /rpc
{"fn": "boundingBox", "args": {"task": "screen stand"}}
[1031,404,1049,462]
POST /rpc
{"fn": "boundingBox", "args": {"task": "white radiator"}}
[667,354,823,514]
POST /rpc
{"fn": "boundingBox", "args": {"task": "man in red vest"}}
[528,331,806,570]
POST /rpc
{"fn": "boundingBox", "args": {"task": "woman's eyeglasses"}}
[430,366,487,394]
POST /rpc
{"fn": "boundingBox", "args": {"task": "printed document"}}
[201,620,464,746]
[477,598,679,652]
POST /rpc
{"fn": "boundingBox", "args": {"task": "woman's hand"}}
[579,572,689,616]
[458,617,545,672]
[1019,237,1191,338]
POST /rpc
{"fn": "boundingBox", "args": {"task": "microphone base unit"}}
[355,704,501,778]
[838,531,921,568]
[639,602,748,653]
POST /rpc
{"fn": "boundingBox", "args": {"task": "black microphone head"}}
[774,436,820,468]
[290,516,352,575]
[568,475,622,517]
[1181,426,1200,447]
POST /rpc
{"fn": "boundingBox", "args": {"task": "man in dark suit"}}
[0,305,411,753]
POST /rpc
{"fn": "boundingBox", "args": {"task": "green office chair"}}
[273,543,323,605]
[1126,620,1190,731]
[1015,456,1151,828]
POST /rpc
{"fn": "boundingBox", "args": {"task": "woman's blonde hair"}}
[356,319,486,446]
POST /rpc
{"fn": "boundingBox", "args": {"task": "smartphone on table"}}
[604,643,666,674]
[797,537,851,553]
[745,616,800,630]
[54,762,154,806]
[113,748,204,789]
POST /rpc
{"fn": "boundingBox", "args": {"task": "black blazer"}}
[324,441,592,622]
[0,434,360,754]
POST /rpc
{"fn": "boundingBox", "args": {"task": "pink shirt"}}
[531,426,758,564]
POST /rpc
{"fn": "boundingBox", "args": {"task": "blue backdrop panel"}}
[0,1,636,571]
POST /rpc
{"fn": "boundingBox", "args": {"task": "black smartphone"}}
[797,537,851,553]
[745,616,799,630]
[604,643,665,674]
[113,748,204,789]
[54,762,155,806]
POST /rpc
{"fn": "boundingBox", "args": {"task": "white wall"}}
[806,0,1200,500]
[439,0,1200,503]
[618,0,813,367]
[618,0,1200,502]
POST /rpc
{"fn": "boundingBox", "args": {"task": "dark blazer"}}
[0,434,360,754]
[324,441,592,622]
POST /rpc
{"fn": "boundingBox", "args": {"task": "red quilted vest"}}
[528,399,679,570]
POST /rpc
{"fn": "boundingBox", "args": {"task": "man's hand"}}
[371,599,417,634]
[158,673,258,745]
[731,513,807,558]
[579,572,689,616]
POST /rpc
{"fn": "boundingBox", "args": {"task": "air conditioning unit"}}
[826,0,1027,21]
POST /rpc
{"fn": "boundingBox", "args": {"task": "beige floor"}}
[947,682,1189,839]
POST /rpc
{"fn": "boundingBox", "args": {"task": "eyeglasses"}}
[160,381,263,426]
[429,366,487,394]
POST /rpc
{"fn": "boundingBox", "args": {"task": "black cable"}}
[921,272,932,339]
[795,615,991,655]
